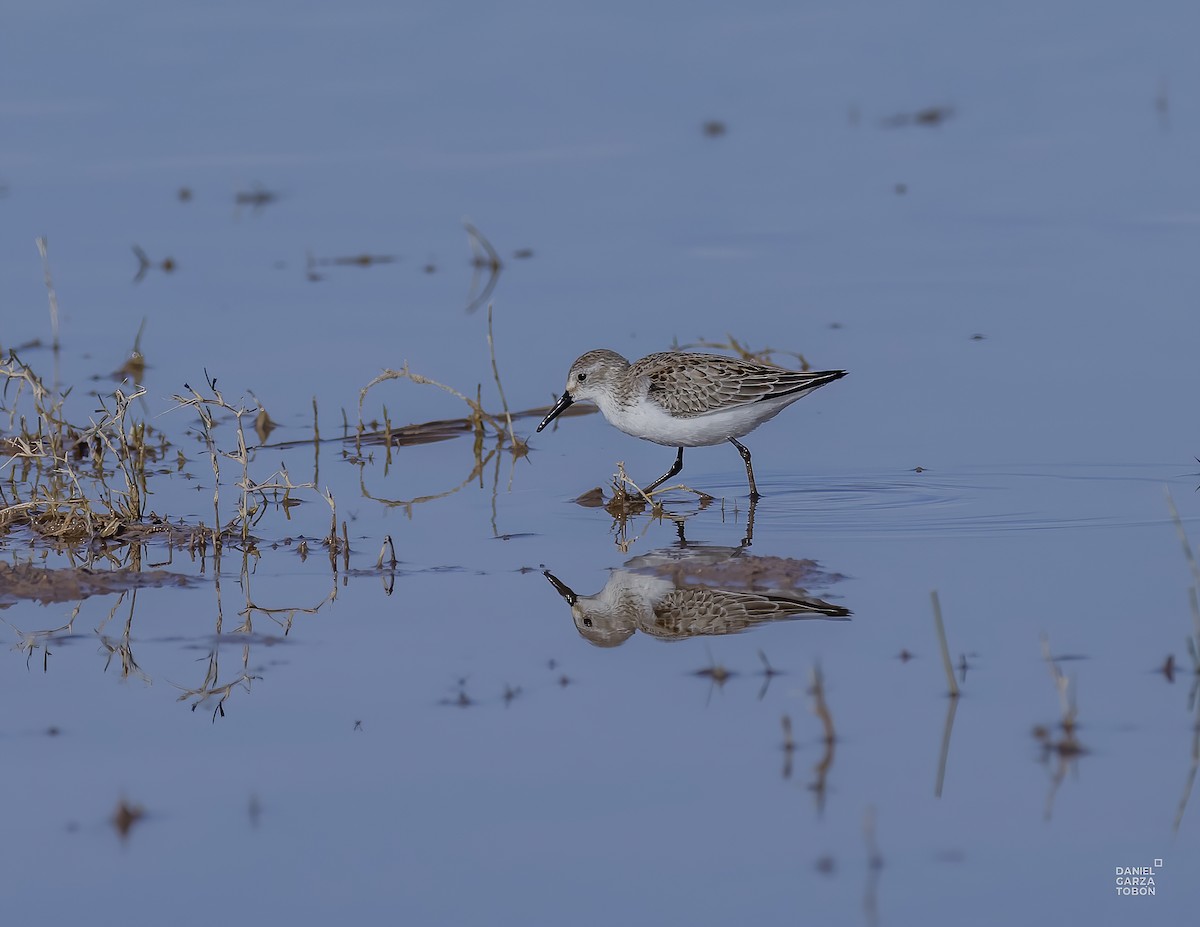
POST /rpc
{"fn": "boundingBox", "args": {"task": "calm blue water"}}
[2,2,1199,924]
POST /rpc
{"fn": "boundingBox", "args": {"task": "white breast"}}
[596,392,799,447]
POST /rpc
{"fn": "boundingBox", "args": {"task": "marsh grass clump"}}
[1,353,151,543]
[170,372,319,549]
[1,350,332,570]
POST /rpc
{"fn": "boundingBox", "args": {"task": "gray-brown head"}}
[536,349,631,432]
[543,569,636,647]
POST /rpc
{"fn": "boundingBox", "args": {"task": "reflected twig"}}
[931,590,960,698]
[464,221,502,313]
[693,646,734,706]
[238,550,334,636]
[130,244,175,284]
[863,805,884,927]
[934,694,959,798]
[809,662,836,815]
[1162,487,1200,830]
[1173,700,1200,832]
[173,671,259,722]
[781,714,795,780]
[99,588,150,683]
[1165,488,1200,587]
[487,304,520,456]
[1036,634,1086,820]
[359,443,500,517]
[756,649,784,700]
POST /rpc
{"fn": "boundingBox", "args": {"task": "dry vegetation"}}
[1,242,536,717]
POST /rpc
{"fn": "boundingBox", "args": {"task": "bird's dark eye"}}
[577,372,587,383]
[583,617,593,627]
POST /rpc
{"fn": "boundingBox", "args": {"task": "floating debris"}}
[313,253,400,268]
[440,679,474,708]
[111,799,145,841]
[701,119,727,137]
[882,105,954,128]
[131,245,176,283]
[235,185,280,213]
[573,487,606,508]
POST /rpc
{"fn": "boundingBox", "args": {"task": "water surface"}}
[2,2,1199,925]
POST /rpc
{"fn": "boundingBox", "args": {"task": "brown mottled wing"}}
[635,353,844,418]
[646,586,849,639]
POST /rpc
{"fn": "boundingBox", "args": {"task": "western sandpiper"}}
[543,552,850,647]
[536,349,846,498]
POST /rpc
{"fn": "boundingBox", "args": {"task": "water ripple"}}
[706,464,1200,538]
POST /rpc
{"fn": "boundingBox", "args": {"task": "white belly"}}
[597,394,796,447]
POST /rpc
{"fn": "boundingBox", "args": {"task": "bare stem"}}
[931,590,960,697]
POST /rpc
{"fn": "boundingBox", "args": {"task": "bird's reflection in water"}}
[544,545,849,647]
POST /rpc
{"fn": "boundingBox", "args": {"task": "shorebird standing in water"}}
[537,349,846,498]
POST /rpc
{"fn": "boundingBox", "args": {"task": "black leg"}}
[643,447,684,493]
[741,495,758,548]
[728,437,760,500]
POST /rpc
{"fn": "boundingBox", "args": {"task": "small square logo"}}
[1154,859,1163,868]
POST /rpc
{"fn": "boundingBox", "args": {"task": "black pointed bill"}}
[543,570,577,606]
[536,391,574,432]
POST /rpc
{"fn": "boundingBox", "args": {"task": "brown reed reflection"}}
[1034,634,1088,821]
[808,661,836,816]
[544,544,849,647]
